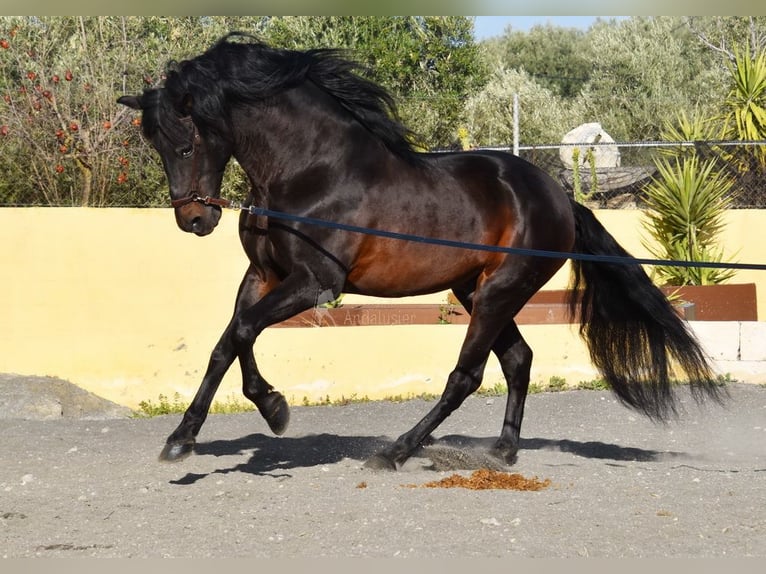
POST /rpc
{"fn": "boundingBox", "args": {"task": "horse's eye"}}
[176,146,194,159]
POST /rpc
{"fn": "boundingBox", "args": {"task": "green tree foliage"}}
[721,43,766,167]
[639,40,766,284]
[686,16,766,60]
[643,110,737,286]
[463,68,577,146]
[2,16,765,207]
[657,109,719,157]
[466,16,730,147]
[263,16,486,148]
[577,17,724,142]
[642,154,736,285]
[481,23,592,99]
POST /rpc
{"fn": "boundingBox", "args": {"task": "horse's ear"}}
[117,95,143,110]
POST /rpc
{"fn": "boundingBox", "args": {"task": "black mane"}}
[163,32,421,161]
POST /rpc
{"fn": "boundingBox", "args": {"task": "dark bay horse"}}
[118,33,722,469]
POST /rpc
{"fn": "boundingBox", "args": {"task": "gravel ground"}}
[0,376,764,558]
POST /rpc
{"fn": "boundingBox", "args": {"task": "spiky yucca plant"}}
[642,155,736,285]
[722,44,766,168]
[658,109,719,159]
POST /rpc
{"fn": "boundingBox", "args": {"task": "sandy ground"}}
[0,375,764,558]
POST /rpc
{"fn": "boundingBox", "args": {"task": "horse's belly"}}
[344,249,484,297]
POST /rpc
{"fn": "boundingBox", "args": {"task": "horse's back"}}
[426,150,575,246]
[431,150,570,207]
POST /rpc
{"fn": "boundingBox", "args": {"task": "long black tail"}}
[568,199,725,420]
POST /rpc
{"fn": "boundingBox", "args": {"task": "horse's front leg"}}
[160,265,341,462]
[238,348,290,436]
[159,323,240,461]
[160,265,278,462]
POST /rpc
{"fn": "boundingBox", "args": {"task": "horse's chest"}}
[240,226,274,269]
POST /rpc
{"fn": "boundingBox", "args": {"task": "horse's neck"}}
[232,87,368,185]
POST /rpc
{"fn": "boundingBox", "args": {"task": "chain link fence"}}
[512,140,766,209]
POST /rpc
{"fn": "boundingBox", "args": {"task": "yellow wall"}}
[1,207,764,410]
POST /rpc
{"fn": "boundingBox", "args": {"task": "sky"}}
[473,16,628,40]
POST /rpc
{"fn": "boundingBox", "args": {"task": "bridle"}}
[169,117,232,210]
[170,193,232,209]
[163,118,268,231]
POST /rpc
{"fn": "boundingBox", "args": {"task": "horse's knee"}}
[230,316,258,349]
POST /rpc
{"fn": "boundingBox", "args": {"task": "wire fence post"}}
[512,93,519,156]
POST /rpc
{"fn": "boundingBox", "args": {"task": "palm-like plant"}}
[722,44,766,168]
[642,155,736,285]
[658,108,718,159]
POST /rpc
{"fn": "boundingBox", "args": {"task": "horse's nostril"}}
[191,217,202,233]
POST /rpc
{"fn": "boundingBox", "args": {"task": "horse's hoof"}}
[363,453,398,471]
[489,444,518,466]
[259,391,290,436]
[159,440,195,462]
[420,434,436,447]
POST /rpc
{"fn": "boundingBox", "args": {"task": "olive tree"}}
[575,17,725,142]
[463,67,577,147]
[480,23,593,99]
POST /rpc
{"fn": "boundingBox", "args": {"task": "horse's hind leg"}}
[449,289,533,465]
[365,285,510,470]
[487,321,533,465]
[364,360,490,470]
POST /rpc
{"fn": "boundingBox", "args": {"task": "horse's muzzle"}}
[174,203,222,236]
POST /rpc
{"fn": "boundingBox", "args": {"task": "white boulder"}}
[560,122,621,168]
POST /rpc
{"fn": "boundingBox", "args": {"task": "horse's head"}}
[118,89,232,236]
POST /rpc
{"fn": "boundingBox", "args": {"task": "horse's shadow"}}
[170,433,389,485]
[169,432,686,485]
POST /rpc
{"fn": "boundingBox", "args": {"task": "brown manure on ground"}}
[405,469,552,491]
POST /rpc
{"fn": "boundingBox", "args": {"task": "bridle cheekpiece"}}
[169,117,232,209]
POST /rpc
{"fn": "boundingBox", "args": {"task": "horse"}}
[118,33,723,470]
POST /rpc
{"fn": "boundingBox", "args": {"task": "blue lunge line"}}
[246,206,766,271]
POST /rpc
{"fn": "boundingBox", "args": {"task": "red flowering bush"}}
[0,17,169,206]
[0,16,268,206]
